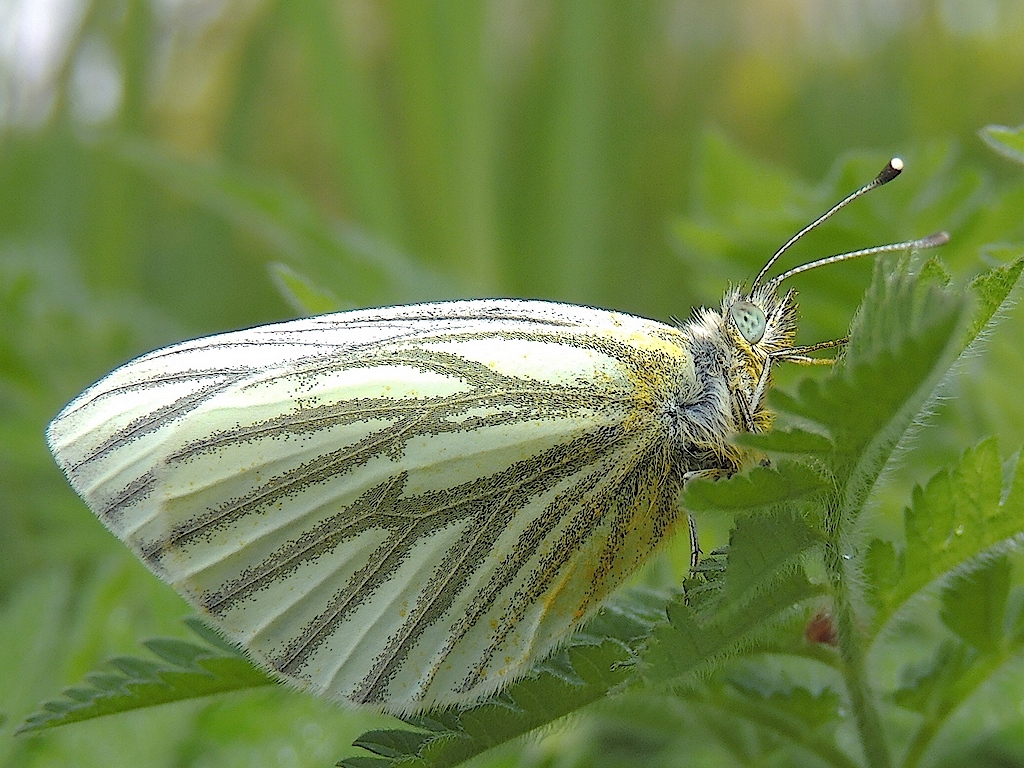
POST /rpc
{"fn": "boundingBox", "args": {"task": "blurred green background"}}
[2,1,1024,766]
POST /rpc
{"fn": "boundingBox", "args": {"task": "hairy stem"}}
[825,543,892,768]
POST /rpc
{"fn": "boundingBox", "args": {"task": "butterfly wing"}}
[48,299,697,713]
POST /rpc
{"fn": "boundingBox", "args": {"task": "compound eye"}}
[731,300,767,344]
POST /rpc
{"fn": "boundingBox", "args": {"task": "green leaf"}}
[721,514,823,605]
[642,570,824,687]
[775,256,961,481]
[940,556,1012,654]
[772,255,1024,543]
[16,621,274,733]
[683,461,829,514]
[338,587,667,768]
[716,253,1024,767]
[963,255,1024,342]
[980,124,1024,166]
[893,552,1024,768]
[734,428,835,456]
[352,728,433,760]
[868,439,1024,628]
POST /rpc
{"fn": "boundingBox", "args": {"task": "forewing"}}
[48,299,695,713]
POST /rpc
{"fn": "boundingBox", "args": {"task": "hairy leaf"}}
[17,619,273,733]
[867,439,1024,630]
[337,588,668,768]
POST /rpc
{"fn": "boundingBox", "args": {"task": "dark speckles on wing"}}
[48,299,712,712]
[74,376,242,475]
[347,427,629,704]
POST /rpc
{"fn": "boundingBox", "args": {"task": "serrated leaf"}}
[683,461,828,513]
[16,622,274,733]
[893,552,1024,768]
[869,439,1024,628]
[145,637,220,670]
[964,257,1024,341]
[353,728,434,759]
[339,588,666,768]
[107,656,162,679]
[181,615,243,654]
[771,255,1023,570]
[776,257,962,484]
[722,514,823,605]
[642,571,824,686]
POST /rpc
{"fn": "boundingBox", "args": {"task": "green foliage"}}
[867,438,1024,631]
[17,619,273,733]
[5,4,1024,768]
[339,589,669,768]
[327,249,1024,767]
[682,461,829,512]
[18,249,1023,768]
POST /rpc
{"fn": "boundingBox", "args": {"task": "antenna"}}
[766,231,950,288]
[750,157,907,291]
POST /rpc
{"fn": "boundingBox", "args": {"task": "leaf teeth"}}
[15,622,273,735]
[867,438,1024,633]
[337,587,665,768]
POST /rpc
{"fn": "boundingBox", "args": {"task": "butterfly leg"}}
[687,514,701,570]
[681,467,731,570]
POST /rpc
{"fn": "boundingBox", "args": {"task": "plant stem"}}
[825,543,892,768]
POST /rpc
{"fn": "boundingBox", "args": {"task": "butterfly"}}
[47,158,946,715]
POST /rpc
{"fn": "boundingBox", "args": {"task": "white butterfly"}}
[47,159,946,714]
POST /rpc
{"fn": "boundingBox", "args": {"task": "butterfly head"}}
[725,283,798,358]
[716,157,949,428]
[712,283,800,435]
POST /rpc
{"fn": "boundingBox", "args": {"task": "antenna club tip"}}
[922,230,951,248]
[877,157,904,184]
